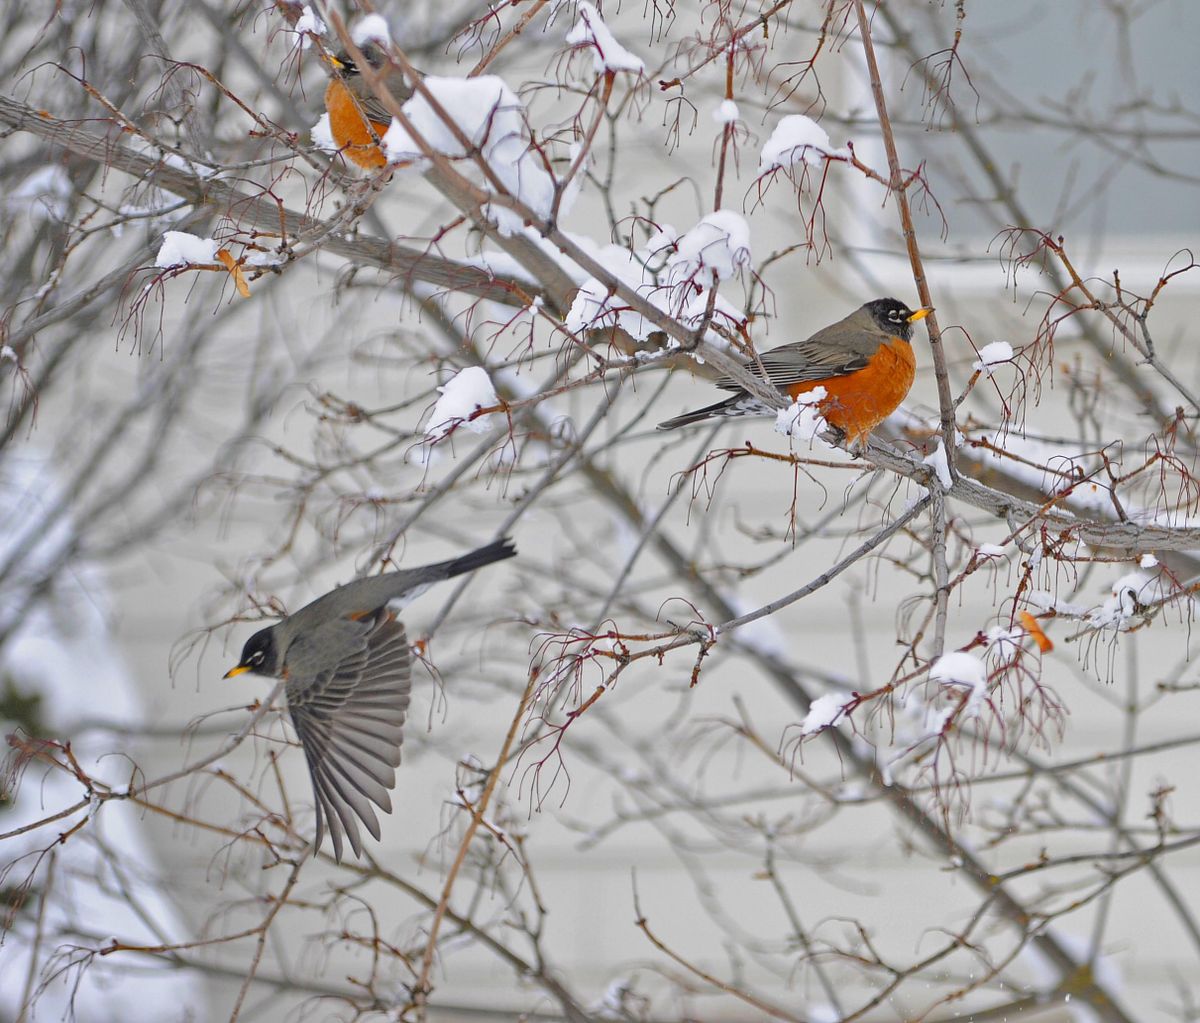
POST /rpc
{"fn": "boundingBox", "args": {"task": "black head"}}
[223,626,280,679]
[330,42,388,76]
[865,297,930,342]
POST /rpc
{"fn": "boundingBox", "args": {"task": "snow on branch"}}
[424,366,502,441]
[154,231,218,268]
[351,13,391,47]
[383,76,561,236]
[566,211,752,351]
[759,114,849,172]
[565,2,645,75]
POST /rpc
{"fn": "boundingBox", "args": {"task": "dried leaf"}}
[215,248,250,298]
[1019,611,1053,653]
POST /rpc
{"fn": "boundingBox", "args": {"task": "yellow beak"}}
[321,51,345,71]
[223,665,252,679]
[907,307,933,323]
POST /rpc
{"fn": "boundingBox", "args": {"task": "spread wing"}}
[284,613,412,862]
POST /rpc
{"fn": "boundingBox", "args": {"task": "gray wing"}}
[357,92,401,127]
[284,613,412,862]
[355,77,415,127]
[715,311,880,392]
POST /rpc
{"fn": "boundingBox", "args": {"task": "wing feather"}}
[714,309,886,392]
[286,615,413,861]
[350,80,414,129]
[715,339,872,392]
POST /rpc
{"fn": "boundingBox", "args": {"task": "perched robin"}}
[657,297,931,445]
[323,41,414,170]
[223,537,516,862]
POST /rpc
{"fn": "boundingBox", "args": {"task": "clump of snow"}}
[294,5,326,48]
[382,76,553,236]
[800,692,852,735]
[668,210,752,284]
[382,78,519,164]
[759,114,849,172]
[1026,571,1162,635]
[676,289,746,340]
[774,388,830,442]
[1,345,17,363]
[1027,589,1088,617]
[244,249,286,268]
[976,542,1007,557]
[425,367,500,440]
[155,231,218,269]
[923,438,953,489]
[566,240,740,346]
[985,625,1024,659]
[565,213,751,350]
[352,13,391,46]
[1086,570,1158,631]
[645,225,678,257]
[973,341,1014,374]
[312,112,339,153]
[565,2,645,74]
[1139,553,1158,569]
[930,651,987,688]
[565,257,652,339]
[713,100,740,124]
[929,650,988,713]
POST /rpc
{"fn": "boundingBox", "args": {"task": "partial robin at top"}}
[323,41,415,170]
[657,298,931,447]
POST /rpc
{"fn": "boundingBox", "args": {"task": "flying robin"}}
[223,537,516,862]
[656,297,931,445]
[323,41,414,170]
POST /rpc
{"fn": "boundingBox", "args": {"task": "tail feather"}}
[438,537,518,579]
[657,396,773,431]
[657,398,737,431]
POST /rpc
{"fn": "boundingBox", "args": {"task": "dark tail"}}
[439,537,517,579]
[657,397,739,431]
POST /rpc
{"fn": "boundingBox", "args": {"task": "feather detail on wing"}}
[350,73,415,129]
[356,92,396,130]
[286,613,412,862]
[715,339,872,392]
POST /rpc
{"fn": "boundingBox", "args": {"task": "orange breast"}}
[786,338,916,443]
[324,79,390,170]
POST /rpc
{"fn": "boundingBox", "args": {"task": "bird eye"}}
[250,650,263,664]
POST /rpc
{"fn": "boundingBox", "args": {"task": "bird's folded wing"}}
[351,80,414,130]
[715,339,873,392]
[286,615,413,862]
